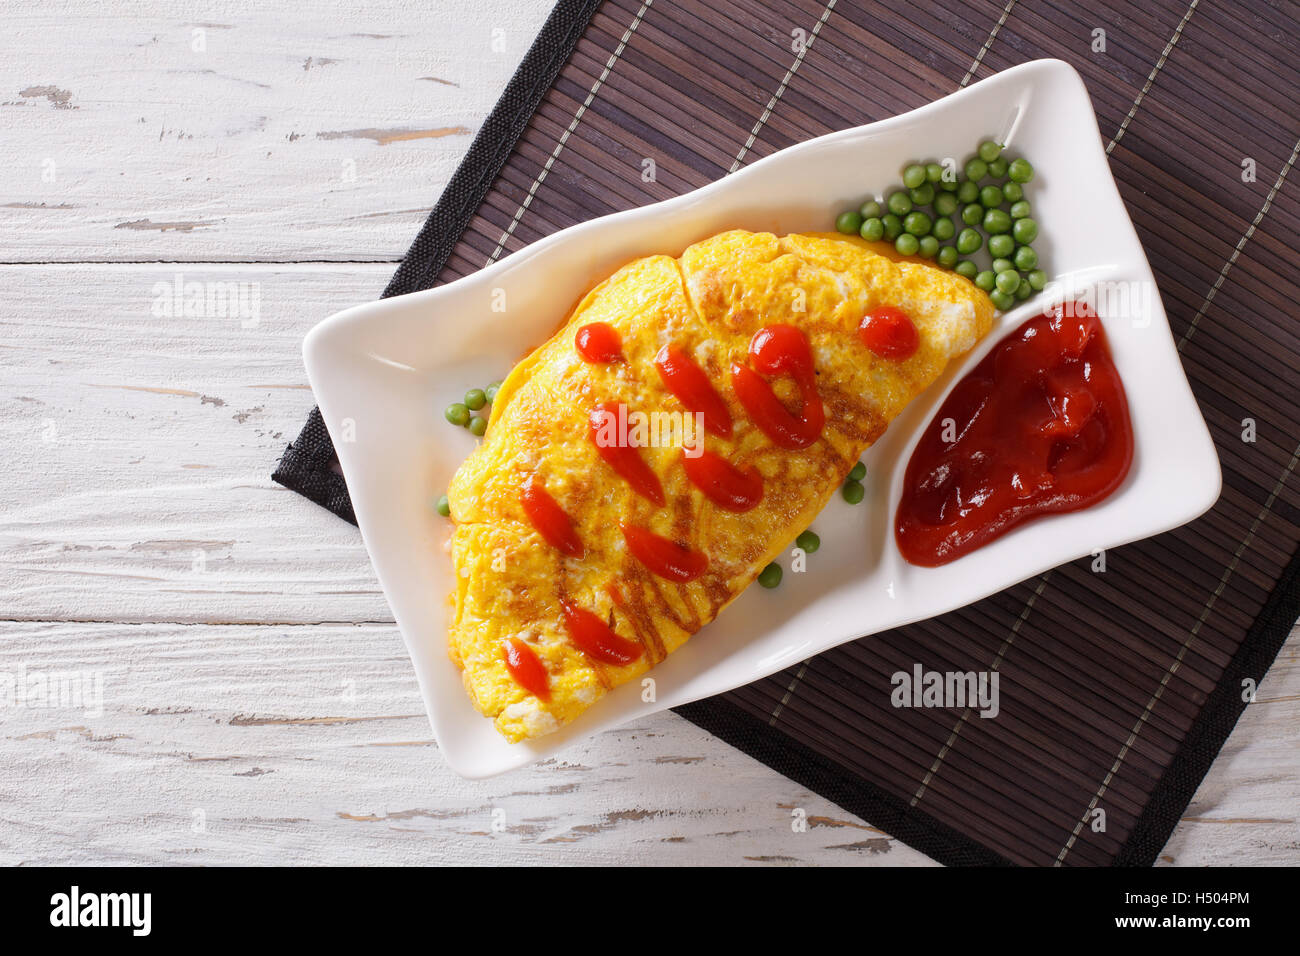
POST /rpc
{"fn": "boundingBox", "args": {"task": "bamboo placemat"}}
[275,0,1300,865]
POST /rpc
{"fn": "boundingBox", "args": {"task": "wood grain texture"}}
[1,263,394,625]
[1,0,553,262]
[0,0,1295,866]
[0,620,942,865]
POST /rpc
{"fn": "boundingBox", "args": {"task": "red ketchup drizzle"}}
[588,402,666,506]
[859,306,919,360]
[681,449,764,512]
[559,600,643,666]
[520,475,583,558]
[895,302,1134,567]
[620,523,708,582]
[575,322,623,363]
[502,637,550,699]
[730,324,824,449]
[653,344,733,437]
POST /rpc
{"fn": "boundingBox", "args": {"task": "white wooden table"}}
[1,0,1295,866]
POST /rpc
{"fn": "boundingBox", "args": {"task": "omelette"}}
[446,230,994,742]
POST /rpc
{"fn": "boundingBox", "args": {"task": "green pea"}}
[882,214,903,240]
[1014,279,1033,301]
[469,415,487,437]
[956,227,982,254]
[918,235,939,258]
[849,462,866,481]
[925,162,945,183]
[445,402,470,426]
[1002,182,1023,203]
[903,164,927,189]
[987,233,1015,258]
[995,270,1021,295]
[484,381,502,403]
[887,191,913,216]
[903,211,932,236]
[937,177,959,192]
[836,210,863,235]
[860,217,885,241]
[859,200,883,219]
[464,388,487,410]
[932,217,955,241]
[895,233,920,256]
[909,184,936,206]
[937,245,958,268]
[983,208,1012,234]
[1012,218,1038,244]
[979,184,1004,208]
[1013,245,1038,271]
[988,157,1009,179]
[1009,200,1032,219]
[961,203,984,226]
[978,140,1002,163]
[757,562,783,589]
[842,480,866,504]
[955,260,978,279]
[964,157,988,182]
[435,494,451,517]
[1008,157,1034,183]
[933,192,958,216]
[992,257,1015,273]
[974,270,996,291]
[1027,269,1048,290]
[989,289,1014,311]
[796,529,821,554]
[957,180,980,204]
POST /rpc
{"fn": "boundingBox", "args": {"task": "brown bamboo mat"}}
[276,0,1300,865]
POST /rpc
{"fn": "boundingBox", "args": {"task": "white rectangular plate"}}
[303,59,1220,778]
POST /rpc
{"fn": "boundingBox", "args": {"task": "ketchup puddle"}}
[896,302,1133,567]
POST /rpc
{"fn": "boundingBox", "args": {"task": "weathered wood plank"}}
[1,263,393,624]
[0,0,554,262]
[0,620,936,865]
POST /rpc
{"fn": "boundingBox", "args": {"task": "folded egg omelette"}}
[447,230,994,742]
